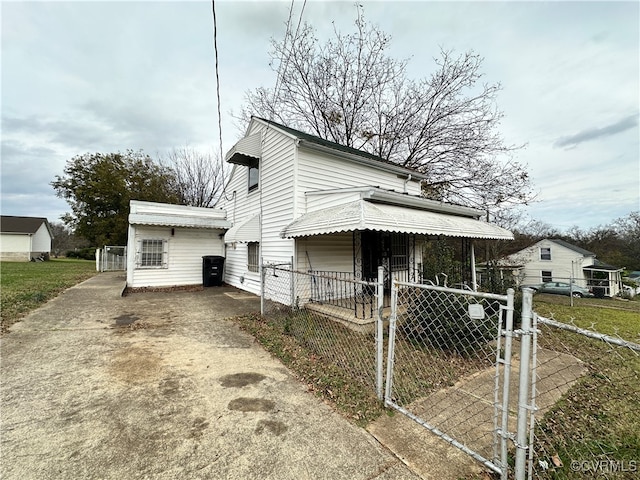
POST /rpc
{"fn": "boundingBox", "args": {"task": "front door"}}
[361,231,410,290]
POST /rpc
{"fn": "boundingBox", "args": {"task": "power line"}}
[211,0,224,178]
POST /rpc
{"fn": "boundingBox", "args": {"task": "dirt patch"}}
[109,346,164,384]
[219,372,266,388]
[228,397,276,412]
[255,419,287,436]
[114,313,139,326]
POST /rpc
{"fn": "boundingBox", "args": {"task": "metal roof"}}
[280,200,513,240]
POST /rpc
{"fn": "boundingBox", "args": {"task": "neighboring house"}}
[491,238,623,297]
[216,117,513,296]
[126,201,231,289]
[0,216,53,261]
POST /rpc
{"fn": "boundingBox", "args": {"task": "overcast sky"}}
[2,0,638,232]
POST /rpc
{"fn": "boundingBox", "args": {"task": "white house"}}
[126,201,230,289]
[0,216,52,261]
[494,238,623,297]
[216,117,513,297]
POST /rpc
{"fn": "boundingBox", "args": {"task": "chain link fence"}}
[526,313,640,479]
[261,263,384,395]
[385,281,515,476]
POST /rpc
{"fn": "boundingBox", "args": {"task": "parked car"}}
[530,282,594,298]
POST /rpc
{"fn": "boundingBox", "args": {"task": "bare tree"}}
[160,147,226,208]
[242,6,532,212]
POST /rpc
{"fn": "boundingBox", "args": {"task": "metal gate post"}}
[260,257,265,316]
[376,266,384,400]
[384,279,398,405]
[497,288,515,480]
[515,288,534,480]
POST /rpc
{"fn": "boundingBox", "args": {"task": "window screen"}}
[141,239,164,267]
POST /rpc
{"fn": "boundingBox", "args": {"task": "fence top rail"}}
[263,264,379,287]
[536,314,640,353]
[393,279,510,302]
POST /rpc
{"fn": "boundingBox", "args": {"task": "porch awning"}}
[280,200,513,240]
[224,214,260,243]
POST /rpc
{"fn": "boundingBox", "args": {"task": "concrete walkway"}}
[1,273,419,480]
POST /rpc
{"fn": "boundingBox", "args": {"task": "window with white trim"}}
[138,239,168,268]
[248,160,259,192]
[541,270,552,283]
[247,242,259,272]
[540,247,551,261]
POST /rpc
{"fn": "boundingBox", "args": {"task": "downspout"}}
[403,174,412,193]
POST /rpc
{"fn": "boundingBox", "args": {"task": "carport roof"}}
[280,200,513,240]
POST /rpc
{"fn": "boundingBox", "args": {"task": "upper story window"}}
[540,247,551,261]
[248,160,259,192]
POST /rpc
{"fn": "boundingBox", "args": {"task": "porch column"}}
[470,241,477,291]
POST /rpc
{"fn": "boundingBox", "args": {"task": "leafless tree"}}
[242,6,532,212]
[160,147,226,208]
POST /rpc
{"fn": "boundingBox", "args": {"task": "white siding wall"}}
[295,233,354,272]
[129,226,224,288]
[295,147,422,218]
[0,234,30,260]
[32,224,52,253]
[519,240,591,287]
[217,122,297,291]
[218,119,426,295]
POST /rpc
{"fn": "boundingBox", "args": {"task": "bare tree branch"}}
[241,5,532,214]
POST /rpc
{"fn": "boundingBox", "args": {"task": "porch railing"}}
[308,270,376,319]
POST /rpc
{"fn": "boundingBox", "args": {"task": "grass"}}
[1,259,97,333]
[232,311,386,427]
[236,296,639,478]
[530,296,640,479]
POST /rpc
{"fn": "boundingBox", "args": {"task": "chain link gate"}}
[385,280,516,478]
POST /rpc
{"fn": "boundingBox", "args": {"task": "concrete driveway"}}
[1,273,418,480]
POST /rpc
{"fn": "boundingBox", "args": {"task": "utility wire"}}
[211,0,232,200]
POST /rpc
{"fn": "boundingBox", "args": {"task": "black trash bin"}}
[202,255,225,287]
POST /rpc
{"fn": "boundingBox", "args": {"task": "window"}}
[139,239,166,268]
[541,270,552,283]
[248,160,259,192]
[540,247,551,261]
[247,242,259,273]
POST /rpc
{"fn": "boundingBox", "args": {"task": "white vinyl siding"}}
[128,226,224,288]
[295,146,422,218]
[510,239,595,288]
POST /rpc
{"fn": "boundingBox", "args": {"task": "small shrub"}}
[401,290,498,356]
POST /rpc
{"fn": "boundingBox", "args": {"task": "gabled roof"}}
[547,238,595,257]
[250,117,430,181]
[0,216,51,236]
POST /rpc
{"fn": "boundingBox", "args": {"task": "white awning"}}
[224,214,260,243]
[128,213,231,229]
[280,200,513,240]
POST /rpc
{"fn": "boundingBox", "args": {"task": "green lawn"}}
[1,259,97,333]
[531,297,640,479]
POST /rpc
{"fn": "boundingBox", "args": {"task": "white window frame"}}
[248,160,259,193]
[541,270,552,283]
[136,239,168,269]
[540,247,551,261]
